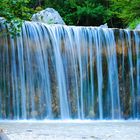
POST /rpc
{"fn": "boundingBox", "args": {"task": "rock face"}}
[135,24,140,30]
[0,17,5,23]
[0,129,10,140]
[99,23,108,28]
[31,8,65,25]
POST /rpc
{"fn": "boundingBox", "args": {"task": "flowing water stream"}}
[0,22,140,120]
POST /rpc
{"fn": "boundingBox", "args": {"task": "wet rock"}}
[0,129,10,140]
[26,129,32,132]
[0,17,5,23]
[82,136,87,139]
[31,8,65,25]
[0,17,6,30]
[87,110,95,119]
[135,24,140,30]
[100,23,108,28]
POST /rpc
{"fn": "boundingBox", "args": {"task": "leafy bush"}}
[110,0,140,27]
[43,0,109,26]
[0,0,34,36]
[129,18,140,29]
[0,0,139,30]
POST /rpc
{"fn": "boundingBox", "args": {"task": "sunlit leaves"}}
[111,0,140,27]
[0,0,34,36]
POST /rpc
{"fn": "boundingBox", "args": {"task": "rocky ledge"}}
[31,8,65,25]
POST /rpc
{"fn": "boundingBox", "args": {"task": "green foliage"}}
[0,0,34,20]
[0,0,34,36]
[0,0,139,30]
[4,18,23,36]
[43,0,109,26]
[129,18,140,29]
[110,0,140,27]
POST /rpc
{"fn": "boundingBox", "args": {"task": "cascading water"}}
[0,21,140,120]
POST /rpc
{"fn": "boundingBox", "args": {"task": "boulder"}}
[0,17,6,24]
[0,129,10,140]
[135,24,140,30]
[100,23,108,28]
[31,8,65,25]
[0,17,6,33]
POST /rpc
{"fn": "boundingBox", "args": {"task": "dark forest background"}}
[0,0,140,29]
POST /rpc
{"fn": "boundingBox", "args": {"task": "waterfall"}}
[0,21,140,120]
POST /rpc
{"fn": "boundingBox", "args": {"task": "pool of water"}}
[0,120,140,140]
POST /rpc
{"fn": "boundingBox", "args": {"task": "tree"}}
[43,0,109,26]
[110,0,140,28]
[0,0,33,21]
[1,0,139,29]
[0,0,34,35]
